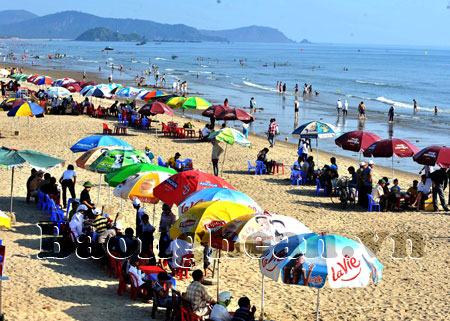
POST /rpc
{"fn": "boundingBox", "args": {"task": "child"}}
[201,242,213,277]
[389,179,401,210]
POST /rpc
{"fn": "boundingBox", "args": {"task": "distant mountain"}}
[0,10,38,25]
[0,10,297,43]
[76,27,142,42]
[200,26,294,43]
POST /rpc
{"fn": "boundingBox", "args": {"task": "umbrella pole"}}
[221,145,228,177]
[260,274,265,319]
[10,167,14,214]
[97,174,102,205]
[316,288,320,321]
[392,155,394,180]
[152,204,156,226]
[216,249,221,301]
[316,139,319,168]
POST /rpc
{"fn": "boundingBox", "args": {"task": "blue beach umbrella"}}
[70,135,134,153]
[79,85,94,95]
[292,121,337,166]
[82,87,108,98]
[260,232,382,320]
[116,87,140,98]
[177,187,262,215]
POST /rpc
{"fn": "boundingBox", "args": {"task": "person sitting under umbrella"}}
[201,124,211,141]
[231,297,257,321]
[80,181,95,218]
[406,180,419,206]
[210,291,233,321]
[257,148,273,173]
[186,270,216,317]
[318,167,333,196]
[371,179,387,211]
[167,152,181,171]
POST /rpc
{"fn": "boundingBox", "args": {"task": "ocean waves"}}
[356,80,401,87]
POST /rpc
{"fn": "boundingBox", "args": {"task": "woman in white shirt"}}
[69,206,87,239]
[59,164,77,208]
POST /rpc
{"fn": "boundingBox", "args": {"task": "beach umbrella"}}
[201,105,230,118]
[45,87,71,98]
[0,98,20,111]
[63,83,82,93]
[34,76,54,86]
[180,97,212,110]
[116,87,140,98]
[216,108,255,123]
[89,149,150,174]
[259,233,383,321]
[110,85,124,95]
[178,187,262,215]
[75,146,123,169]
[0,147,65,214]
[81,81,98,88]
[142,90,169,101]
[7,100,45,118]
[363,138,419,178]
[209,127,251,175]
[335,130,382,159]
[0,211,11,229]
[413,146,450,168]
[54,78,77,86]
[18,74,30,81]
[82,87,109,98]
[27,75,40,83]
[170,201,255,241]
[166,96,187,108]
[292,121,337,167]
[70,135,133,153]
[138,102,174,116]
[153,170,236,206]
[114,171,172,204]
[105,163,176,188]
[135,89,150,100]
[79,85,94,95]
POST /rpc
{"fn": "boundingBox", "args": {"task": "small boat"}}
[136,40,147,46]
[171,55,179,60]
[104,46,114,51]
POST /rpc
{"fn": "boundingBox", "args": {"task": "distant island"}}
[300,39,312,44]
[0,10,302,43]
[76,27,142,42]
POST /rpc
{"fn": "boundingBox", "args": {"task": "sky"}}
[4,0,450,46]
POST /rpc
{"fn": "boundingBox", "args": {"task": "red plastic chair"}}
[103,123,112,134]
[129,272,140,301]
[117,261,128,296]
[175,254,194,280]
[109,251,121,278]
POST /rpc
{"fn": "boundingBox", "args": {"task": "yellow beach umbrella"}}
[180,96,212,110]
[166,97,187,108]
[0,211,11,229]
[169,200,256,242]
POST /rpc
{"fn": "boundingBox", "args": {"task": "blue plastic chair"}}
[255,161,267,175]
[367,194,381,212]
[49,199,66,231]
[247,161,258,174]
[66,198,80,219]
[158,156,167,167]
[131,115,138,125]
[44,194,54,216]
[37,191,46,210]
[118,114,123,123]
[316,179,327,196]
[292,169,307,186]
[123,118,129,127]
[141,118,149,130]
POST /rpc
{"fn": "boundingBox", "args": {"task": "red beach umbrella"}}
[335,131,382,152]
[81,82,98,88]
[139,102,174,116]
[63,82,82,92]
[364,138,420,178]
[202,105,231,118]
[413,146,450,168]
[153,170,236,206]
[216,108,255,123]
[27,75,40,83]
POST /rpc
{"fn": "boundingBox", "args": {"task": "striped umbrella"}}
[105,163,176,188]
[166,97,187,108]
[180,96,212,110]
[79,85,94,95]
[75,146,122,169]
[7,100,45,117]
[142,90,168,101]
[34,76,54,86]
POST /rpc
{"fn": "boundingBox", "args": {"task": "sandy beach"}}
[0,70,449,321]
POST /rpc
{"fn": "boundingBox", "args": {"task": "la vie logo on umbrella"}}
[330,255,362,282]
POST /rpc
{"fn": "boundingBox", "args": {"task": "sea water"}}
[3,40,449,174]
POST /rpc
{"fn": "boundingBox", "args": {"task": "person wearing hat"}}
[210,291,233,321]
[371,179,387,211]
[80,181,95,218]
[69,205,88,239]
[361,160,375,208]
[167,152,181,171]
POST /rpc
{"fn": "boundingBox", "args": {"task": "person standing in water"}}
[413,99,418,113]
[336,99,343,115]
[282,82,287,93]
[294,84,299,96]
[343,99,349,116]
[434,106,438,115]
[294,99,299,120]
[250,97,256,114]
[358,101,367,119]
[388,105,395,122]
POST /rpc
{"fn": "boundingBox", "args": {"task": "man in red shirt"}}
[267,118,279,148]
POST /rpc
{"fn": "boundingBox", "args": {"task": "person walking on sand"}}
[413,99,418,113]
[211,139,224,176]
[294,99,299,120]
[267,118,279,148]
[336,99,343,115]
[343,99,348,116]
[388,105,395,122]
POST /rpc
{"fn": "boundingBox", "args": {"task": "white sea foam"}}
[231,82,243,88]
[165,68,174,71]
[243,80,279,92]
[376,96,434,112]
[155,57,167,60]
[356,80,400,87]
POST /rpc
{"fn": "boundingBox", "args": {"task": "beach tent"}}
[292,121,337,167]
[0,147,65,214]
[260,233,383,321]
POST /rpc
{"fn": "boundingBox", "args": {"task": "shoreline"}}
[0,62,417,179]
